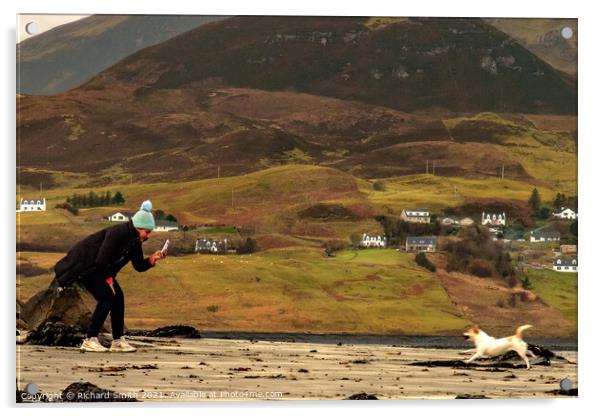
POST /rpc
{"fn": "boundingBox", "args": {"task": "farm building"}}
[481,212,506,226]
[400,208,430,223]
[155,220,178,232]
[553,258,578,273]
[405,236,437,252]
[552,207,578,220]
[17,198,46,212]
[195,239,228,254]
[359,234,387,248]
[108,212,134,222]
[530,228,561,242]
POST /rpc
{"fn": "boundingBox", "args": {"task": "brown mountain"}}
[85,16,576,115]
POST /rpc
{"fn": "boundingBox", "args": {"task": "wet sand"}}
[16,336,578,401]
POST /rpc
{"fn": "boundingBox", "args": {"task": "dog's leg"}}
[527,350,537,358]
[460,348,476,355]
[516,349,530,370]
[464,351,482,365]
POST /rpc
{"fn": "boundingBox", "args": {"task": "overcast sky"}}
[17,14,89,42]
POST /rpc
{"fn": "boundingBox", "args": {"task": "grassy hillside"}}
[524,268,578,323]
[17,248,470,334]
[361,173,556,214]
[18,164,560,245]
[16,248,578,337]
[443,113,577,193]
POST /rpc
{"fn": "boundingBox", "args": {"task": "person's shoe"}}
[109,337,137,353]
[80,337,108,352]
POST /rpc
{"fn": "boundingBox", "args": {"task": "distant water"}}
[199,332,578,351]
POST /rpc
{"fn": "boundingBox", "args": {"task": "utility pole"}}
[218,165,221,179]
[426,160,429,175]
[231,188,234,208]
[39,182,43,195]
[501,164,505,180]
[432,161,436,176]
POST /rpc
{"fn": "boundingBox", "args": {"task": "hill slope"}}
[17,15,227,95]
[485,18,577,76]
[85,16,576,114]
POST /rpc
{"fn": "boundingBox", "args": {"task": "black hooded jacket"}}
[54,219,154,287]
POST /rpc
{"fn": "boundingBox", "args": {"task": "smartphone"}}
[161,239,170,255]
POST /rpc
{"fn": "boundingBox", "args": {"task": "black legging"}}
[81,275,124,339]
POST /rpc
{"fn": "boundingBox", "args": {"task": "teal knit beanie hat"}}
[132,200,156,230]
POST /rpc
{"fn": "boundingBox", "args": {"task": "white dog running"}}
[462,324,536,369]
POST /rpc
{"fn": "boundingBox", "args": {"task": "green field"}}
[524,268,578,324]
[361,173,557,214]
[17,248,471,334]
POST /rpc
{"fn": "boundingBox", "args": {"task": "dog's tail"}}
[515,324,533,339]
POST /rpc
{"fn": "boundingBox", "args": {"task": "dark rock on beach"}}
[455,394,491,399]
[62,382,138,402]
[411,344,559,369]
[21,283,111,333]
[127,325,201,338]
[345,392,378,400]
[25,321,85,347]
[546,388,578,397]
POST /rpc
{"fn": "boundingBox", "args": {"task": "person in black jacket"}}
[55,200,165,352]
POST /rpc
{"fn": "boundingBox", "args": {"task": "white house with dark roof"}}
[108,212,134,222]
[440,217,459,226]
[552,207,578,220]
[405,236,437,252]
[530,228,561,243]
[482,212,506,226]
[553,258,577,273]
[155,220,179,232]
[400,208,430,223]
[17,198,46,212]
[195,238,228,254]
[459,217,475,226]
[359,233,387,248]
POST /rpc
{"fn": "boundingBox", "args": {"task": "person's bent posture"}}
[53,200,166,352]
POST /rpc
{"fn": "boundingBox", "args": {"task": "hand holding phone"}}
[161,239,170,256]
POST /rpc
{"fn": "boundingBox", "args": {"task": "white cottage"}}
[530,228,561,242]
[108,212,134,222]
[195,239,228,254]
[482,212,506,226]
[359,234,387,248]
[17,198,46,212]
[552,207,578,220]
[400,208,430,223]
[155,220,179,232]
[553,258,578,273]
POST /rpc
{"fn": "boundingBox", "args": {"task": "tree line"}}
[66,191,125,208]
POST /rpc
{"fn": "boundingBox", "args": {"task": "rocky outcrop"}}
[20,282,111,333]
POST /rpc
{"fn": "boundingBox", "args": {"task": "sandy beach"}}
[16,336,578,401]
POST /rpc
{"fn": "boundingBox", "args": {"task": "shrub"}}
[373,181,386,191]
[507,275,519,288]
[323,239,347,254]
[54,202,78,216]
[521,276,532,290]
[469,259,492,277]
[236,238,258,254]
[415,252,436,272]
[206,305,219,313]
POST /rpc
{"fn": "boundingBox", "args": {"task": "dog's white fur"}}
[462,324,536,369]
